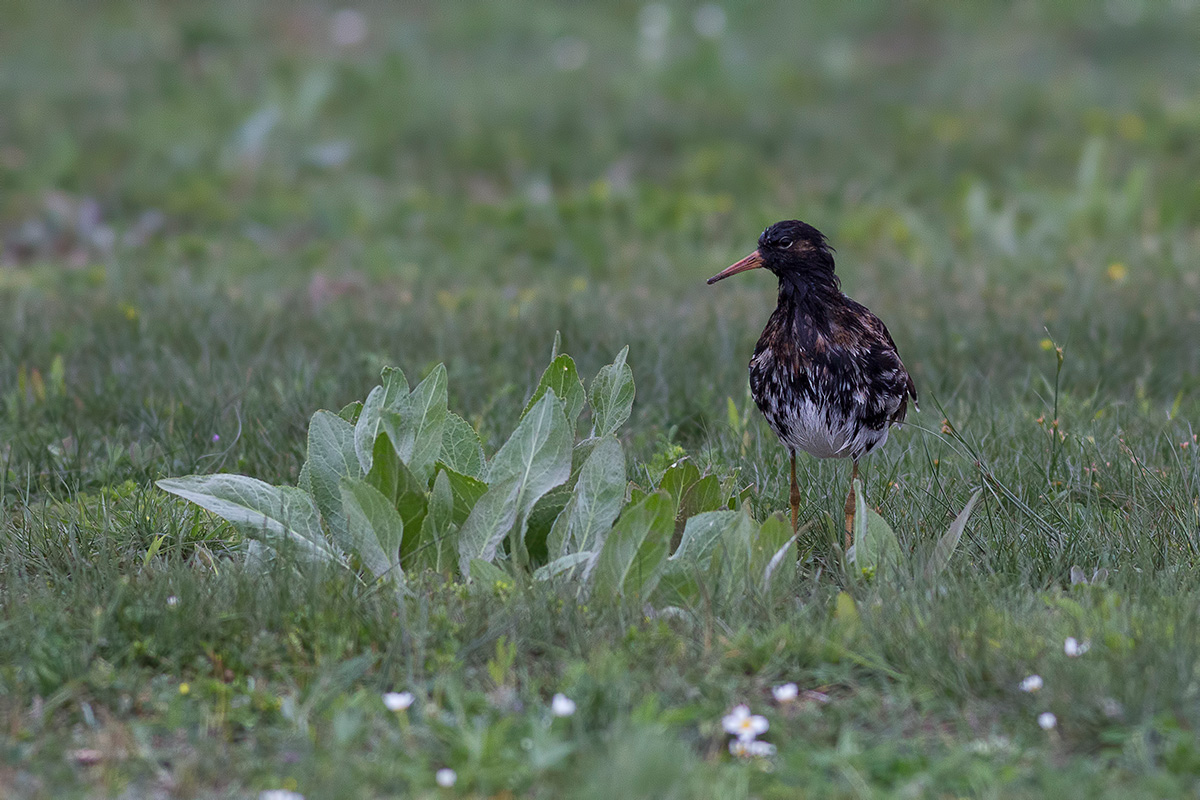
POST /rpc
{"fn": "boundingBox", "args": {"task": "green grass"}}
[3,1,1200,796]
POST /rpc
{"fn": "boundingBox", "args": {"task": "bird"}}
[707,220,917,549]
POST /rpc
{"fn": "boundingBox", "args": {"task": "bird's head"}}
[707,220,836,286]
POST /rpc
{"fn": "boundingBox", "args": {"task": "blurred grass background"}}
[3,1,1200,796]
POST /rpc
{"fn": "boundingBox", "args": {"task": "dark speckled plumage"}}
[749,266,916,461]
[708,220,917,537]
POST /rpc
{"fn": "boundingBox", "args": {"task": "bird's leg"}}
[789,451,800,533]
[843,460,859,551]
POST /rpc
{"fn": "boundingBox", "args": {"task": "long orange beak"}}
[707,250,765,285]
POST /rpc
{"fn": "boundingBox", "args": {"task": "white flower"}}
[551,693,576,717]
[259,791,304,800]
[722,704,769,741]
[1019,674,1044,693]
[772,682,799,703]
[1037,711,1057,730]
[1064,637,1090,657]
[166,595,179,608]
[435,768,457,788]
[382,691,414,712]
[729,738,777,758]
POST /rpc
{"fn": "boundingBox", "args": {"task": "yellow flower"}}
[1106,262,1128,283]
[179,683,190,695]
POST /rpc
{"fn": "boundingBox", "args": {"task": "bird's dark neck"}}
[776,270,840,311]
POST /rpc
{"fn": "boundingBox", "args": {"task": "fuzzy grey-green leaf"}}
[304,410,360,540]
[591,490,674,599]
[440,411,485,479]
[339,476,404,588]
[526,354,586,431]
[396,364,448,484]
[849,478,900,578]
[457,390,572,573]
[354,367,409,473]
[548,435,625,558]
[588,346,635,438]
[157,474,339,562]
[925,489,982,580]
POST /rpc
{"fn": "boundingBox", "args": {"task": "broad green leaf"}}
[365,429,429,561]
[298,459,313,498]
[669,510,739,564]
[924,489,982,580]
[438,464,489,525]
[657,460,701,509]
[654,570,701,606]
[525,354,586,431]
[339,477,404,588]
[457,391,572,572]
[680,474,724,519]
[533,551,593,582]
[661,509,744,604]
[525,485,572,566]
[393,364,449,484]
[706,510,758,602]
[848,479,900,579]
[469,558,514,590]
[591,490,675,599]
[753,513,797,594]
[354,367,409,473]
[338,400,363,424]
[548,436,626,558]
[440,411,485,479]
[588,346,635,437]
[415,469,457,573]
[157,475,338,562]
[304,410,360,540]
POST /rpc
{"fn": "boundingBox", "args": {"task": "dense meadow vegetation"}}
[3,1,1200,797]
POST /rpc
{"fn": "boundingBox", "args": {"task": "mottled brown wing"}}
[855,302,917,426]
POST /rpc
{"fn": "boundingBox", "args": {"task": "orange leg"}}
[843,460,859,551]
[789,451,800,533]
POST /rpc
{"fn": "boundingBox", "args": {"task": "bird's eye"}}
[777,238,793,249]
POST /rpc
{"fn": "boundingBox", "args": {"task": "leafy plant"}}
[846,478,983,582]
[157,343,782,605]
[159,343,983,606]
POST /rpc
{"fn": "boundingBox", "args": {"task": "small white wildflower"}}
[551,693,576,717]
[729,738,776,758]
[435,768,457,788]
[259,791,304,800]
[1037,711,1057,730]
[1019,674,1044,693]
[166,595,179,608]
[721,704,768,741]
[1064,637,1090,657]
[382,691,414,712]
[772,682,799,703]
